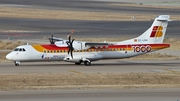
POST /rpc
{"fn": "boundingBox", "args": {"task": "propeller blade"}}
[66,34,74,59]
[68,50,70,54]
[66,42,70,54]
[70,50,73,59]
[68,35,71,42]
[49,33,55,44]
[72,39,75,43]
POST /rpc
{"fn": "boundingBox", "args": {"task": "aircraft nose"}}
[6,53,13,60]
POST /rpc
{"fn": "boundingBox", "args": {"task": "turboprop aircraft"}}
[6,15,171,66]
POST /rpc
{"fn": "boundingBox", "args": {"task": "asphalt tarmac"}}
[1,0,180,39]
[0,60,180,74]
[0,0,180,14]
[0,60,180,100]
[1,18,180,39]
[0,89,179,101]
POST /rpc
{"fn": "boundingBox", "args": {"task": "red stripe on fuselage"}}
[39,44,170,50]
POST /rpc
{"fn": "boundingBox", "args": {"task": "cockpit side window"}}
[23,48,26,51]
[14,48,19,51]
[19,48,22,52]
[14,48,26,52]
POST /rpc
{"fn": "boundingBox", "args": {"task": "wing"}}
[49,37,64,41]
[85,42,114,48]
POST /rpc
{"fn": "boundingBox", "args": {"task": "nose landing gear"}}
[14,61,20,66]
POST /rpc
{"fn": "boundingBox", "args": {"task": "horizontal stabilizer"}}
[156,15,170,21]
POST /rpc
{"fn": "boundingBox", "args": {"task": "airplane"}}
[6,15,171,66]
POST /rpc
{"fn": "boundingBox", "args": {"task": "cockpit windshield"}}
[14,48,26,52]
[14,48,19,51]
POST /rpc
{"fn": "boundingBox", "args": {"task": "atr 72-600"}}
[6,15,170,66]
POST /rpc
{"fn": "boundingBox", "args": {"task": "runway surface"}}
[1,18,180,39]
[0,89,179,101]
[0,60,180,74]
[1,60,180,101]
[0,0,180,39]
[0,0,180,14]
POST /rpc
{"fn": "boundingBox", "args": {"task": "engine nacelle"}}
[55,40,91,51]
[73,41,91,50]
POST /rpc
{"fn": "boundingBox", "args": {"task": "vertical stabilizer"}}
[136,15,170,44]
[118,15,170,44]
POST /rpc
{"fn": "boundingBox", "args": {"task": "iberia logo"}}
[150,26,163,37]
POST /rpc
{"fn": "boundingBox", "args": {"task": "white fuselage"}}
[6,45,134,62]
[6,43,170,63]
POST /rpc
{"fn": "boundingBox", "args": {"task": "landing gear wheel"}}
[14,61,20,66]
[84,61,91,66]
[75,60,82,65]
[15,63,19,66]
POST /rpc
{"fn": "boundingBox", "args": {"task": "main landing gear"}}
[75,60,91,66]
[84,61,91,66]
[14,61,20,66]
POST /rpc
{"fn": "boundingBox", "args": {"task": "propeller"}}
[66,34,75,59]
[49,33,55,44]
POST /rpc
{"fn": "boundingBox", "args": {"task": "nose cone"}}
[6,53,13,60]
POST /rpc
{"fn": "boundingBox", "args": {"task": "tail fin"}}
[136,15,170,44]
[119,15,170,44]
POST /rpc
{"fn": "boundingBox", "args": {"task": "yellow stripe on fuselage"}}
[32,45,45,52]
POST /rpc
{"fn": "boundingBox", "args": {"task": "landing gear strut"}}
[14,61,20,66]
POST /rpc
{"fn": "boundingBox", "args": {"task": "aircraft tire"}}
[75,60,82,65]
[14,61,20,66]
[15,63,19,66]
[84,61,91,66]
